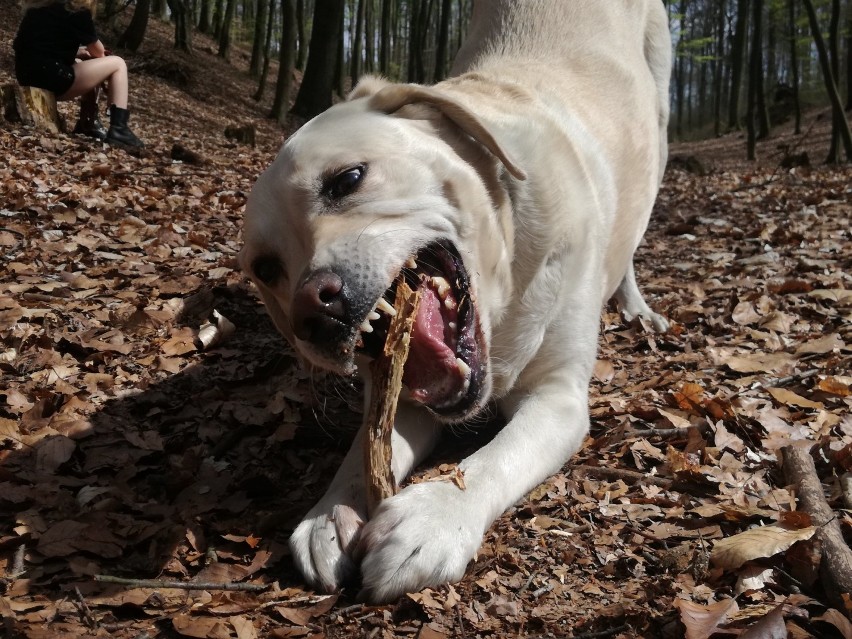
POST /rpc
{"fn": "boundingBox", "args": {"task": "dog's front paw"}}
[290,502,365,593]
[622,307,669,332]
[357,481,480,602]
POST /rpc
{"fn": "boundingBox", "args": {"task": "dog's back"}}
[452,0,671,173]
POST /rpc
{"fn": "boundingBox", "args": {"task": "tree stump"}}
[1,84,65,134]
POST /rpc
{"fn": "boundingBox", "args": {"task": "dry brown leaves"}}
[2,19,852,639]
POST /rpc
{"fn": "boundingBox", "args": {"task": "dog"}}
[239,0,671,602]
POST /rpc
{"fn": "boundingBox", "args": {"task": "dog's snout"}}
[291,270,349,342]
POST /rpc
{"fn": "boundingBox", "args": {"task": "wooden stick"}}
[781,445,852,603]
[93,575,270,592]
[364,281,421,517]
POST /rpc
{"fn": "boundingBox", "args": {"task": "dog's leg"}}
[290,399,441,593]
[612,262,669,332]
[357,370,592,601]
[357,253,602,601]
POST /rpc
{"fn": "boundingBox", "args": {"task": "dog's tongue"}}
[403,286,463,405]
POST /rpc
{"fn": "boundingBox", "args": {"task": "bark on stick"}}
[781,444,852,603]
[364,281,420,517]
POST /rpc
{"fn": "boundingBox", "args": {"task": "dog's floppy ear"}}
[368,83,527,181]
[347,75,392,101]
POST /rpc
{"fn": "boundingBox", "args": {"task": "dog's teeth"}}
[367,311,381,321]
[376,298,397,317]
[448,321,457,331]
[444,297,457,310]
[430,276,451,298]
[359,319,374,333]
[456,357,471,379]
[405,257,418,269]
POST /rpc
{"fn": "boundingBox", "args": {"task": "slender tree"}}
[379,0,392,75]
[802,0,852,162]
[801,0,852,161]
[292,0,346,119]
[351,0,366,87]
[712,0,727,136]
[217,0,238,59]
[296,0,307,70]
[271,0,298,122]
[745,0,763,159]
[254,0,278,101]
[728,0,749,129]
[788,0,801,133]
[117,0,151,51]
[249,0,269,78]
[166,0,192,52]
[434,0,451,81]
[198,0,212,33]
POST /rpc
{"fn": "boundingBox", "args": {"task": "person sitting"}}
[13,0,144,148]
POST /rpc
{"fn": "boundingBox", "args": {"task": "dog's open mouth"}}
[356,241,483,418]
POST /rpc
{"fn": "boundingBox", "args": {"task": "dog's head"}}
[240,76,525,422]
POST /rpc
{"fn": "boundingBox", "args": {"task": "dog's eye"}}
[252,256,283,285]
[325,165,365,199]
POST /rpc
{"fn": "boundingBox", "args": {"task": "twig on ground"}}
[518,572,538,596]
[531,583,554,598]
[73,586,98,630]
[728,368,821,400]
[571,464,673,489]
[94,575,270,592]
[570,624,630,639]
[781,445,852,605]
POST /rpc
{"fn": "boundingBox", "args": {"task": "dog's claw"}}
[290,502,365,593]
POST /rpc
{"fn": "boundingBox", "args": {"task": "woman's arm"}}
[85,39,106,58]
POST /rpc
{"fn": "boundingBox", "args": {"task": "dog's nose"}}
[291,270,349,343]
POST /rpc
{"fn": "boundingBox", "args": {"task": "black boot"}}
[73,89,107,140]
[107,105,144,148]
[73,115,108,140]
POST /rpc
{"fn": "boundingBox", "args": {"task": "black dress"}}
[13,2,98,95]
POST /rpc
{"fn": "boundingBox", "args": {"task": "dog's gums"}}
[356,241,481,417]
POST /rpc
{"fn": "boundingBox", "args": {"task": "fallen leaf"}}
[711,525,816,570]
[674,598,739,639]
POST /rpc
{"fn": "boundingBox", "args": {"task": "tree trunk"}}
[407,0,420,82]
[379,0,391,75]
[728,0,749,130]
[117,0,151,51]
[365,0,374,73]
[674,0,687,139]
[826,0,841,163]
[802,0,852,162]
[166,0,192,52]
[434,0,451,81]
[217,0,238,58]
[249,0,269,77]
[846,9,852,110]
[271,0,297,122]
[753,0,770,140]
[351,0,366,88]
[212,0,224,39]
[788,0,801,134]
[254,0,277,101]
[712,0,726,136]
[291,0,345,119]
[745,0,762,159]
[296,0,307,71]
[198,0,212,33]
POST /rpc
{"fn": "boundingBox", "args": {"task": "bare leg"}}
[60,57,129,108]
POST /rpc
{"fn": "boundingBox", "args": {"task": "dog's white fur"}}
[240,0,671,601]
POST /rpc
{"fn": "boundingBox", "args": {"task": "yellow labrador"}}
[240,0,671,601]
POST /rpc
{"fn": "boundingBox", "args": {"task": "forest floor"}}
[1,10,852,639]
